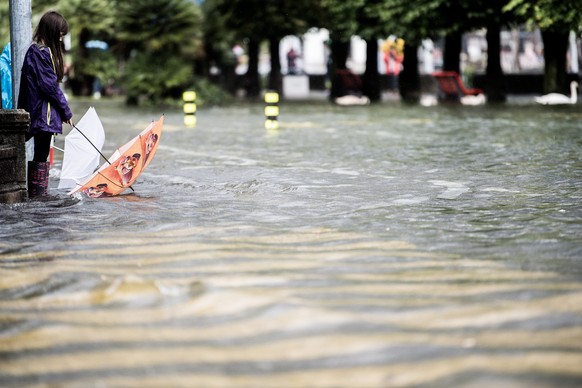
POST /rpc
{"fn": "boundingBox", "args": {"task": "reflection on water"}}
[1,100,581,387]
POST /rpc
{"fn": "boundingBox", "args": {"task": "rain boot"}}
[27,161,50,198]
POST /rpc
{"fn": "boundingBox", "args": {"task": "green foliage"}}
[504,0,582,32]
[0,0,60,44]
[123,56,231,107]
[77,49,118,86]
[200,0,239,67]
[123,51,194,104]
[0,2,9,46]
[207,0,316,41]
[189,77,234,107]
[59,0,116,92]
[4,0,580,104]
[116,0,202,55]
[349,0,457,43]
[116,0,203,104]
[319,0,366,39]
[60,0,115,38]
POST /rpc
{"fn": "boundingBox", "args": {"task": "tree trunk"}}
[245,39,260,98]
[443,32,462,73]
[363,38,381,102]
[329,36,351,99]
[331,37,349,70]
[268,38,282,93]
[485,24,506,102]
[399,42,420,103]
[77,27,92,96]
[541,30,569,94]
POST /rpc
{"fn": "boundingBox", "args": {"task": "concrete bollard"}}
[0,109,29,203]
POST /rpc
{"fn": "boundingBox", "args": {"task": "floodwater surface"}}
[1,98,581,387]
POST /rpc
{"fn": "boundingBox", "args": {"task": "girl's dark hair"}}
[33,11,69,82]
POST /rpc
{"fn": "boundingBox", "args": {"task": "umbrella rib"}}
[72,124,112,166]
[97,171,129,190]
[73,123,135,192]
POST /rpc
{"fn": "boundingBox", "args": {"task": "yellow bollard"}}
[264,91,279,130]
[183,90,197,127]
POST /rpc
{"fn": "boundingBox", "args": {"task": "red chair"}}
[432,71,483,101]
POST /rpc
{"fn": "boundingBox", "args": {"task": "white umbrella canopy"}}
[58,107,105,189]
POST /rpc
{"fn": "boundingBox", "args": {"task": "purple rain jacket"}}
[18,43,72,136]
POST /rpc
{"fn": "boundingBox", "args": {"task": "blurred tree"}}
[504,0,582,94]
[206,0,316,98]
[204,0,260,97]
[1,0,67,50]
[262,0,320,92]
[319,0,363,68]
[9,0,579,104]
[115,0,203,104]
[0,2,9,46]
[317,0,364,100]
[357,0,446,102]
[3,0,115,96]
[434,0,513,102]
[356,0,386,102]
[200,0,239,94]
[368,0,442,102]
[60,0,116,96]
[370,0,517,102]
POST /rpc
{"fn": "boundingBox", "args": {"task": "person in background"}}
[18,11,73,198]
[0,42,11,108]
[287,47,299,75]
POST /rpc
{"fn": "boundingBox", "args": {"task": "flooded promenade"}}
[1,98,581,387]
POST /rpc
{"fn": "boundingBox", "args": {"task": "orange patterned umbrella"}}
[69,115,163,197]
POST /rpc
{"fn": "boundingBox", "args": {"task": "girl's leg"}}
[28,132,52,197]
[33,132,53,162]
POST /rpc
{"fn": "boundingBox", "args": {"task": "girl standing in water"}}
[18,11,73,198]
